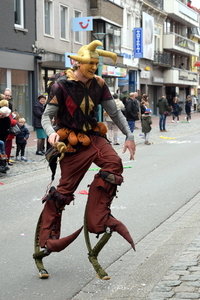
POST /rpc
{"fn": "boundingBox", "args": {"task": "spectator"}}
[171,97,180,123]
[15,118,30,162]
[33,95,47,155]
[4,88,13,111]
[185,95,192,122]
[156,95,170,132]
[0,106,11,173]
[0,100,18,165]
[141,108,152,145]
[104,93,125,145]
[125,92,139,132]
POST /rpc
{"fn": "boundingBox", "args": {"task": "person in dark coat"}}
[0,107,11,143]
[15,118,30,161]
[125,92,139,132]
[0,106,11,173]
[141,108,152,145]
[185,95,192,122]
[33,95,47,155]
[156,95,170,132]
[172,97,180,123]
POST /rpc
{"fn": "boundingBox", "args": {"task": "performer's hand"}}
[122,140,136,160]
[48,132,60,146]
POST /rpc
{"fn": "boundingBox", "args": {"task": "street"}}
[0,119,200,299]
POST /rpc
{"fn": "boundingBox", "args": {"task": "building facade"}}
[0,0,36,125]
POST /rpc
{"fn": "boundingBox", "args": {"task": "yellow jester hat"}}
[68,40,117,65]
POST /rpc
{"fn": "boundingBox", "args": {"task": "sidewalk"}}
[1,111,200,178]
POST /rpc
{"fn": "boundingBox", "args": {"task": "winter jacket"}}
[33,100,45,128]
[156,97,169,114]
[172,102,180,116]
[141,115,152,133]
[16,125,30,144]
[0,116,11,142]
[185,100,192,114]
[125,98,139,121]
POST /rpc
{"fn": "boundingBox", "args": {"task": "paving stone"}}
[175,292,200,299]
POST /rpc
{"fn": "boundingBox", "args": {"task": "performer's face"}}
[79,58,99,79]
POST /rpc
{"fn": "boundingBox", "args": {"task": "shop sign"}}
[102,65,127,77]
[65,52,76,68]
[72,17,93,31]
[133,28,143,58]
[152,77,164,83]
[140,70,150,79]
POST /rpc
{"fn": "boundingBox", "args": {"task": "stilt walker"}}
[33,40,136,279]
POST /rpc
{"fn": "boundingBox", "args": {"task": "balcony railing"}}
[153,51,171,65]
[174,34,195,51]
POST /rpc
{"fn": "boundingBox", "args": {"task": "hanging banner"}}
[133,28,143,58]
[72,17,93,31]
[142,12,154,60]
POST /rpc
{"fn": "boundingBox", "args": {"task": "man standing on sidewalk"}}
[156,95,170,132]
[125,92,139,132]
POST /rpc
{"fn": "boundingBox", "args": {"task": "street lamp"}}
[93,33,107,121]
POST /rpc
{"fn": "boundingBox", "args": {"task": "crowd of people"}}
[0,89,30,174]
[0,82,197,176]
[105,91,197,146]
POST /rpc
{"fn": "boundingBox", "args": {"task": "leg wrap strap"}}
[98,171,123,185]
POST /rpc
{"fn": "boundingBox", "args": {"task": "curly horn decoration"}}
[97,49,117,65]
[68,40,117,65]
[87,40,103,50]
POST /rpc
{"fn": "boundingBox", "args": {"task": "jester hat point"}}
[68,40,117,65]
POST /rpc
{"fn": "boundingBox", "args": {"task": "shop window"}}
[14,0,24,28]
[60,4,69,40]
[44,0,54,36]
[103,77,115,94]
[106,24,121,54]
[11,70,30,123]
[0,69,7,94]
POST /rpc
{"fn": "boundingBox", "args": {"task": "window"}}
[127,14,132,48]
[108,0,122,5]
[44,0,53,36]
[14,0,24,28]
[154,25,162,51]
[74,10,82,43]
[60,5,69,40]
[106,24,121,54]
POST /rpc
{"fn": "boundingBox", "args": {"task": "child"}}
[15,118,30,161]
[141,108,152,145]
[171,97,180,123]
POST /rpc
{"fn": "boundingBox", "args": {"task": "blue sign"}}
[65,52,77,68]
[72,17,93,32]
[133,28,143,58]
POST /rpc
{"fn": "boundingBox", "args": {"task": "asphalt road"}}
[0,130,200,299]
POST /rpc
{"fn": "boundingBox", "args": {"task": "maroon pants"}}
[5,139,12,161]
[39,136,126,251]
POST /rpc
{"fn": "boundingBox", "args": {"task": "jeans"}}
[127,121,135,133]
[0,140,5,154]
[159,114,167,131]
